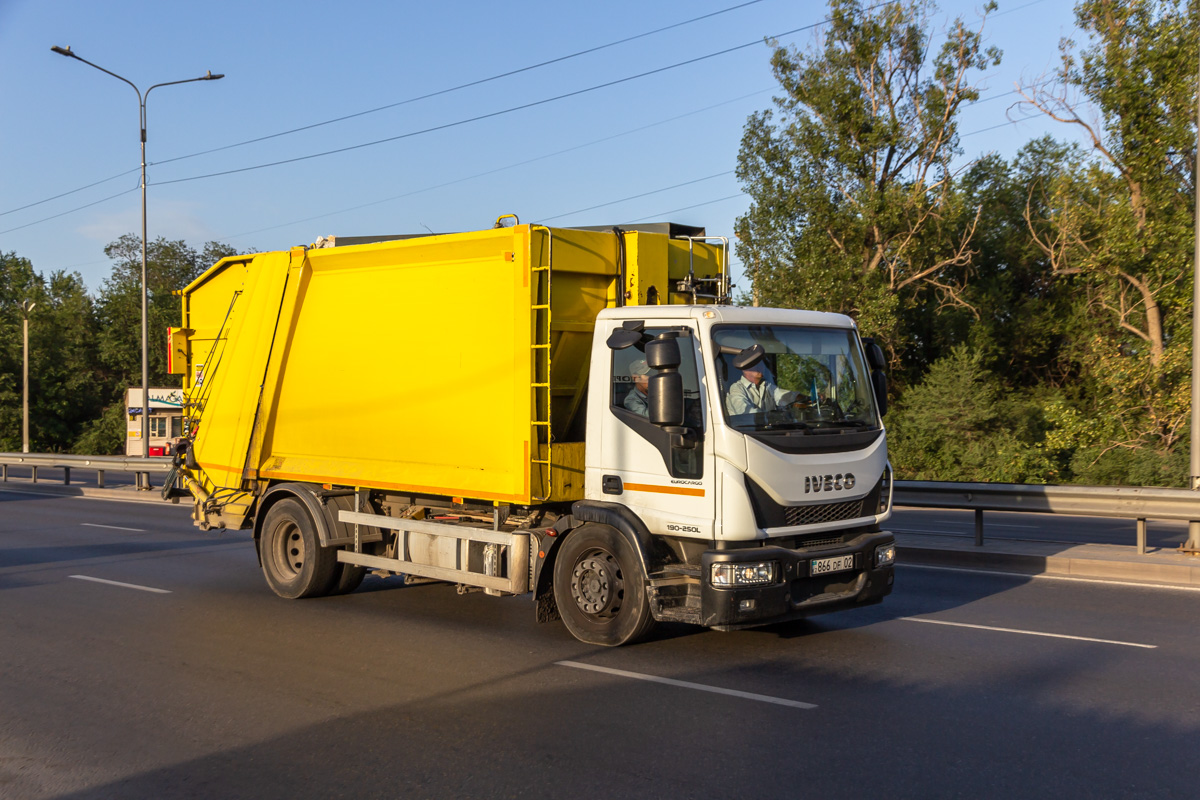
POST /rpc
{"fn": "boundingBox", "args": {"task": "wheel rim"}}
[272,520,305,579]
[570,548,624,618]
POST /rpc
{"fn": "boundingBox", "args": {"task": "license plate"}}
[810,554,855,576]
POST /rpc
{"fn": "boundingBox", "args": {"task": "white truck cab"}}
[551,305,895,641]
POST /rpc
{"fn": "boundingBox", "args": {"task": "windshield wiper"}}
[759,421,810,432]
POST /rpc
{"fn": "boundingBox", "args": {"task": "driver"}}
[725,362,797,416]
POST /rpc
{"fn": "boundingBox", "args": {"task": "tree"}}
[735,0,1001,380]
[1019,0,1198,469]
[0,252,103,452]
[95,235,241,390]
[887,346,1056,482]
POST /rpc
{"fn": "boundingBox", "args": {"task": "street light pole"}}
[1189,50,1200,552]
[50,45,222,465]
[21,300,36,454]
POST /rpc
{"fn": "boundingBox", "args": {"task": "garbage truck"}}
[168,218,895,645]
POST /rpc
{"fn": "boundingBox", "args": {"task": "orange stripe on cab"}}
[623,482,705,498]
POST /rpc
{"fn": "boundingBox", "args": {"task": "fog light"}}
[875,543,896,567]
[739,599,756,612]
[711,562,778,587]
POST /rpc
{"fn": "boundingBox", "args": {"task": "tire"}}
[552,524,655,646]
[260,498,339,599]
[330,562,367,595]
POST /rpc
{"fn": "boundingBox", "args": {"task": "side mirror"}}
[871,370,888,417]
[649,371,684,427]
[861,337,886,371]
[645,333,681,370]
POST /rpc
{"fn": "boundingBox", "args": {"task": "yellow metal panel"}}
[186,252,292,493]
[179,224,724,506]
[625,231,668,306]
[259,228,534,501]
[166,327,189,374]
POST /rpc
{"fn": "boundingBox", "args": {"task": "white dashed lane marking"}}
[69,575,171,594]
[557,661,817,709]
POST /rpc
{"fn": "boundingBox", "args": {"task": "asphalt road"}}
[2,488,1198,799]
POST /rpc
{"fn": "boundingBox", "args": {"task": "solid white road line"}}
[557,661,817,709]
[899,562,1200,593]
[68,575,171,594]
[899,617,1156,649]
[81,523,145,532]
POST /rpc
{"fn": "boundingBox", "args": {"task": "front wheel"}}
[260,498,339,599]
[552,524,655,646]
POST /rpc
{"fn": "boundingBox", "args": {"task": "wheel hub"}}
[571,550,623,618]
[273,521,305,578]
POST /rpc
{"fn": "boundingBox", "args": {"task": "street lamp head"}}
[204,71,225,80]
[51,45,76,58]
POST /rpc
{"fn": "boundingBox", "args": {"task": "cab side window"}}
[609,326,704,479]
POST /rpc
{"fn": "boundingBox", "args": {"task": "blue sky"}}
[0,0,1084,294]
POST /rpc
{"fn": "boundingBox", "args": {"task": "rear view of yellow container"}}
[177,223,721,527]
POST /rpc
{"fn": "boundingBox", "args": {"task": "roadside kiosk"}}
[125,387,185,457]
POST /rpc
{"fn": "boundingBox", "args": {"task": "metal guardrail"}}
[2,454,1195,553]
[0,452,172,490]
[894,481,1200,554]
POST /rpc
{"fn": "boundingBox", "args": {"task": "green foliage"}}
[0,238,244,455]
[888,347,1057,482]
[737,0,1198,486]
[735,0,1000,382]
[1017,0,1198,474]
[72,400,128,456]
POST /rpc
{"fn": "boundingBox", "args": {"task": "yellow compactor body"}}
[174,223,724,531]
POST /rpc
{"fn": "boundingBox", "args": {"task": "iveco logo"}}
[804,473,856,493]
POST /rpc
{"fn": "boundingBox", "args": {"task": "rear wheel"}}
[553,524,655,646]
[331,562,367,595]
[260,498,339,599]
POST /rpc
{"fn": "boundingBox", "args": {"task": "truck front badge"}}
[804,473,855,493]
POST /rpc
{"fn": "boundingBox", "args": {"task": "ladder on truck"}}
[529,226,553,502]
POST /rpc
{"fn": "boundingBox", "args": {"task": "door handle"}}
[602,475,623,495]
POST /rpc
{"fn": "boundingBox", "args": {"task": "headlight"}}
[711,562,779,587]
[875,543,896,568]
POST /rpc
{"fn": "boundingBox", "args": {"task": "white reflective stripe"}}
[557,661,817,709]
[69,575,171,594]
[899,617,1156,649]
[81,523,145,532]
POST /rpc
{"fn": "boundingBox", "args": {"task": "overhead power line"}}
[0,187,139,236]
[0,166,140,219]
[537,171,735,223]
[154,19,830,188]
[217,89,771,242]
[153,0,767,168]
[629,193,746,222]
[1,0,765,218]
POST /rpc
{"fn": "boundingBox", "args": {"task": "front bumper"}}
[699,531,894,630]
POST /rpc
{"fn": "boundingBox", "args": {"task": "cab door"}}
[587,320,716,540]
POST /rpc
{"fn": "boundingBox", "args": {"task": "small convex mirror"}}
[731,343,765,371]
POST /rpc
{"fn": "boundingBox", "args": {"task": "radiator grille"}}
[783,499,864,527]
[798,535,847,548]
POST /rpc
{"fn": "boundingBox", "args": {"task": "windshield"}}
[712,325,879,433]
